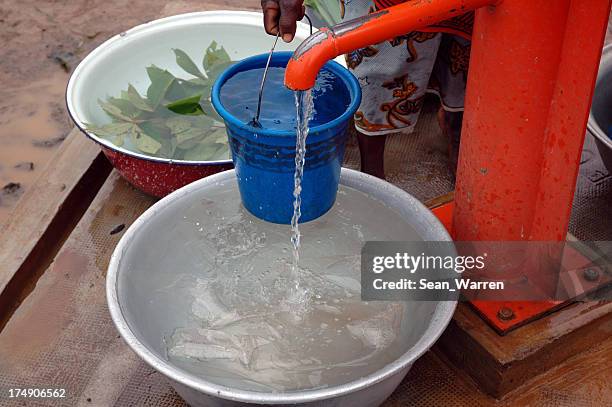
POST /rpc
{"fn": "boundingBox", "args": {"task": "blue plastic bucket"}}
[211,52,361,224]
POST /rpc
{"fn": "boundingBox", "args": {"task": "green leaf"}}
[90,41,233,161]
[146,65,176,109]
[165,94,204,115]
[139,120,171,142]
[165,116,193,134]
[202,42,231,76]
[206,61,234,82]
[181,78,210,97]
[165,80,191,101]
[85,122,133,146]
[188,77,209,86]
[159,137,178,157]
[199,99,223,122]
[99,99,133,122]
[183,142,222,161]
[166,116,214,148]
[173,48,205,79]
[108,96,142,118]
[204,127,228,144]
[130,125,162,154]
[127,84,154,112]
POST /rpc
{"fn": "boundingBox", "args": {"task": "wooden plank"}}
[0,172,157,406]
[0,129,111,328]
[438,300,612,398]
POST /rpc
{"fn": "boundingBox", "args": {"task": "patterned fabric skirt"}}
[341,0,473,136]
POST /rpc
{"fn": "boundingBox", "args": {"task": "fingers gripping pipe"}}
[284,0,498,90]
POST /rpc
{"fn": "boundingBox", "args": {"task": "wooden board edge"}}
[0,129,112,329]
[439,301,612,398]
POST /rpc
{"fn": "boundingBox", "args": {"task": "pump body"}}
[284,0,612,331]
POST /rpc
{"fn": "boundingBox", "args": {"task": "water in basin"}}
[118,177,435,393]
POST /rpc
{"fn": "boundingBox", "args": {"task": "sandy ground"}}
[0,0,258,226]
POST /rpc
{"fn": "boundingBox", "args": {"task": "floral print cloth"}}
[341,0,473,135]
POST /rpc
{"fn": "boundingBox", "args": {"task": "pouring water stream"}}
[248,32,316,307]
[289,89,314,304]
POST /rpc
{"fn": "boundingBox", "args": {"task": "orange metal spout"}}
[284,0,497,90]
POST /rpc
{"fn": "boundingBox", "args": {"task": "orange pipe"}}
[284,0,497,90]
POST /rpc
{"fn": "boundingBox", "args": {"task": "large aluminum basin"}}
[107,168,456,406]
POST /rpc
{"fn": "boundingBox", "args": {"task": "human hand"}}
[261,0,305,43]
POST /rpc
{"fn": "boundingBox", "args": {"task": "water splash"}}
[157,179,425,392]
[287,89,314,312]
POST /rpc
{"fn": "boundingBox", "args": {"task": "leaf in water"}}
[159,137,178,158]
[182,131,229,160]
[93,43,233,161]
[199,99,223,122]
[175,139,202,151]
[111,135,125,147]
[86,122,133,137]
[165,94,204,115]
[99,99,134,122]
[165,80,191,101]
[108,96,142,118]
[183,142,218,161]
[127,84,154,112]
[211,144,231,160]
[204,127,228,144]
[146,65,176,109]
[171,117,214,148]
[206,61,234,83]
[173,49,205,79]
[165,116,193,134]
[175,129,207,147]
[130,125,162,154]
[181,78,210,99]
[206,143,231,161]
[139,120,171,142]
[188,77,209,86]
[85,122,133,146]
[202,42,231,76]
[191,114,216,129]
